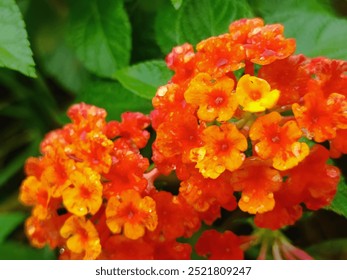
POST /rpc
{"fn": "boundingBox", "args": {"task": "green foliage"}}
[0,242,56,260]
[306,238,347,259]
[0,0,36,77]
[76,81,153,120]
[114,60,173,100]
[0,212,26,243]
[67,0,131,78]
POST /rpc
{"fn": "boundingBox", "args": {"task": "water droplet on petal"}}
[215,164,225,174]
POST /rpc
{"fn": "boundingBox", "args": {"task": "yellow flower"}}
[62,166,103,216]
[60,216,101,260]
[235,74,280,112]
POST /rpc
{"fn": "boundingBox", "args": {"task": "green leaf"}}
[27,0,90,94]
[250,0,334,16]
[306,238,347,259]
[0,242,56,260]
[114,60,173,100]
[0,0,36,77]
[67,0,131,78]
[0,137,40,189]
[0,212,26,244]
[171,0,183,10]
[155,0,253,54]
[76,80,152,121]
[155,4,180,55]
[326,177,347,218]
[251,0,347,60]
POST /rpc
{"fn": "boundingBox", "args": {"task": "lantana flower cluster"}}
[19,18,346,260]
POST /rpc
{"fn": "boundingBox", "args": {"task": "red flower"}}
[195,230,244,260]
[103,139,149,198]
[330,129,347,158]
[179,169,237,214]
[105,112,151,149]
[149,191,200,240]
[166,43,196,84]
[307,57,347,98]
[293,91,347,142]
[258,55,311,105]
[255,145,340,230]
[230,157,282,214]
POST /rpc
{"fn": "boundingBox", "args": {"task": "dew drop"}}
[157,86,168,97]
[175,46,183,54]
[215,164,225,174]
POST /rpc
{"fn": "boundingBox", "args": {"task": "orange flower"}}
[19,176,50,220]
[38,147,75,198]
[228,18,264,43]
[179,169,237,213]
[65,131,113,174]
[292,91,347,142]
[184,73,238,122]
[105,189,158,240]
[196,34,245,77]
[67,102,107,132]
[25,214,66,249]
[230,157,282,214]
[244,23,296,65]
[190,123,247,179]
[235,74,280,112]
[60,215,101,260]
[166,43,196,84]
[62,166,103,216]
[249,112,309,170]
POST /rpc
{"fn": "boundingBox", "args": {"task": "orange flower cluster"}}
[152,17,344,233]
[20,103,197,259]
[19,18,345,260]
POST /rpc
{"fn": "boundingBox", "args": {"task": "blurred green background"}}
[0,0,347,259]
